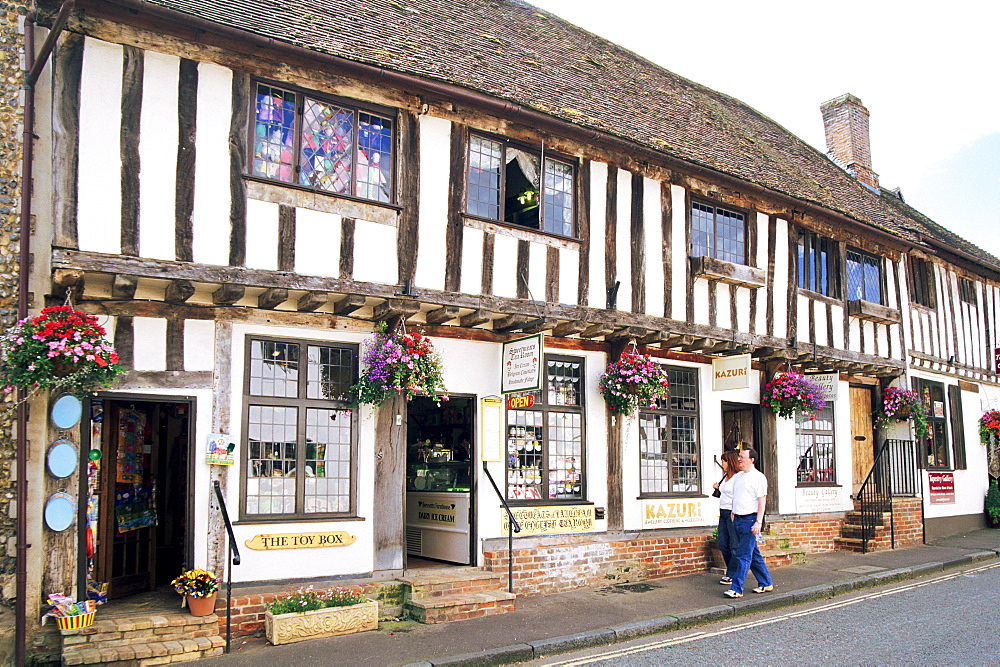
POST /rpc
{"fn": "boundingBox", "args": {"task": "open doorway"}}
[721,402,761,471]
[404,395,475,566]
[87,398,192,599]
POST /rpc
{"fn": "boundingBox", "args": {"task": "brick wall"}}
[767,517,845,552]
[890,497,923,547]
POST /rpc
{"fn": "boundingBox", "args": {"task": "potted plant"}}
[875,386,928,439]
[170,568,219,617]
[985,480,1000,529]
[598,351,670,416]
[707,527,727,570]
[760,372,827,419]
[0,305,123,398]
[265,586,378,645]
[350,322,448,407]
[979,409,1000,445]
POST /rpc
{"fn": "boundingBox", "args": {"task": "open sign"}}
[507,394,536,409]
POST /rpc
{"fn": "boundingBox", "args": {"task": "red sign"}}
[928,472,955,504]
[995,347,1000,375]
[506,394,535,410]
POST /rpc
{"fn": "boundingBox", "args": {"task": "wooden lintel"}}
[521,318,558,334]
[659,334,694,349]
[706,340,737,353]
[213,283,245,305]
[332,294,366,315]
[164,280,195,304]
[606,326,649,342]
[459,309,492,328]
[296,291,328,312]
[53,268,84,287]
[579,323,615,339]
[680,337,712,352]
[551,320,588,337]
[493,314,532,332]
[425,306,460,325]
[639,330,669,345]
[258,288,289,310]
[373,298,420,321]
[111,274,138,300]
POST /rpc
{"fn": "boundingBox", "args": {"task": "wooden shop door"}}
[849,385,875,496]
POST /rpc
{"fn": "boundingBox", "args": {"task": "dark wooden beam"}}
[373,298,420,322]
[580,323,615,339]
[551,320,588,337]
[680,337,712,352]
[606,326,649,343]
[212,283,245,305]
[112,274,138,300]
[164,280,195,304]
[425,306,460,325]
[257,288,288,310]
[296,291,328,312]
[460,309,492,328]
[521,318,558,334]
[332,294,366,315]
[659,334,694,349]
[493,314,532,333]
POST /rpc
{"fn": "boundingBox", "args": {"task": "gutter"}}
[16,2,75,664]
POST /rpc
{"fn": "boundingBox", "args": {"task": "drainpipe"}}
[15,2,75,664]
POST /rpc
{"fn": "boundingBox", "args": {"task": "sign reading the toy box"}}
[245,532,357,550]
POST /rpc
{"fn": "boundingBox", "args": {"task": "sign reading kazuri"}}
[501,504,594,535]
[711,354,750,391]
[641,499,705,528]
[245,532,357,550]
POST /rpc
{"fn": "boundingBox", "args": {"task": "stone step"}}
[400,567,507,601]
[761,547,807,568]
[406,590,516,624]
[840,523,892,540]
[833,533,893,553]
[844,510,890,526]
[61,612,226,666]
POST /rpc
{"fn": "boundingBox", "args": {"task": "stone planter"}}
[708,540,727,569]
[265,600,378,645]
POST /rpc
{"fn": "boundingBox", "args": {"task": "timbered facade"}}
[10,0,1000,646]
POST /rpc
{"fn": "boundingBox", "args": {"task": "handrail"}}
[213,480,241,654]
[854,439,918,553]
[482,462,520,594]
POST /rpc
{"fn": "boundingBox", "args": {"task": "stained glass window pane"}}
[253,84,296,183]
[356,113,393,203]
[299,99,353,194]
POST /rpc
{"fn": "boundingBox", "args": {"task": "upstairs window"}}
[846,248,883,304]
[252,82,394,203]
[908,257,936,308]
[797,231,837,296]
[466,134,576,237]
[691,201,746,264]
[958,278,977,304]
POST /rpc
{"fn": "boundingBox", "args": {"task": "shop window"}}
[797,231,837,296]
[505,355,584,501]
[251,82,394,203]
[846,248,884,304]
[638,366,700,495]
[795,403,835,484]
[691,201,747,265]
[466,134,576,237]
[241,337,358,518]
[908,256,936,308]
[914,378,950,469]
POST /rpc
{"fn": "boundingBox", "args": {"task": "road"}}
[531,561,1000,666]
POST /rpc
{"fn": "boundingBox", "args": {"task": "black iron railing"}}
[213,480,241,654]
[482,462,520,593]
[855,439,919,553]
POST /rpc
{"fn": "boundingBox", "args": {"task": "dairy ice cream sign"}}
[502,334,542,394]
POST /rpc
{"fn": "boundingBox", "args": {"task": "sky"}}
[530,0,1000,260]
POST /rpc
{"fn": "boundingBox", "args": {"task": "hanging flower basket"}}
[349,322,448,407]
[761,372,827,419]
[0,305,124,397]
[874,386,928,438]
[598,351,669,417]
[980,409,1000,445]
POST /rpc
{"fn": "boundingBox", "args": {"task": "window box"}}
[846,299,900,325]
[690,255,766,289]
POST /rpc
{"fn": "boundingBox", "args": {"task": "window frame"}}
[913,378,951,470]
[795,402,836,485]
[239,335,360,522]
[958,277,977,305]
[637,365,701,497]
[908,256,937,309]
[465,132,578,239]
[797,230,839,297]
[504,354,586,504]
[690,200,748,265]
[249,79,397,204]
[845,247,885,305]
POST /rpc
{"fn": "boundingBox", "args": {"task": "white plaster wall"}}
[814,300,828,347]
[829,304,845,349]
[459,226,484,295]
[643,177,664,317]
[670,185,687,320]
[528,241,547,302]
[848,319,861,351]
[414,115,451,290]
[755,212,769,334]
[353,219,398,285]
[244,199,279,270]
[138,51,179,260]
[192,62,233,266]
[492,234,518,298]
[184,320,215,371]
[132,317,167,371]
[771,217,789,337]
[693,279,709,325]
[733,286,751,333]
[615,168,632,312]
[796,296,810,344]
[558,246,579,306]
[588,162,608,308]
[295,208,341,277]
[716,283,731,330]
[78,38,123,254]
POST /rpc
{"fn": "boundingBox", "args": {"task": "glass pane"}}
[306,345,353,400]
[671,415,699,492]
[668,367,698,412]
[506,410,543,500]
[846,251,863,301]
[796,403,835,483]
[542,158,574,236]
[639,413,671,494]
[356,113,393,202]
[299,99,353,194]
[253,84,296,182]
[246,405,297,514]
[468,136,502,220]
[797,239,807,289]
[691,202,714,258]
[303,408,352,513]
[546,360,582,407]
[249,340,299,397]
[715,207,746,264]
[548,412,582,499]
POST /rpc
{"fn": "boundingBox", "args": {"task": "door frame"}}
[77,392,197,599]
[848,383,876,496]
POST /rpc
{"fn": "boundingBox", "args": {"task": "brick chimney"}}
[820,93,879,191]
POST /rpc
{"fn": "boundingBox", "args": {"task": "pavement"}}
[202,528,1000,666]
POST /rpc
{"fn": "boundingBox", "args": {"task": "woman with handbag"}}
[713,449,742,586]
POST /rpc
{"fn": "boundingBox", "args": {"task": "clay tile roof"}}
[135,0,999,272]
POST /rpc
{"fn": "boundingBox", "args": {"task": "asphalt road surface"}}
[531,561,1000,666]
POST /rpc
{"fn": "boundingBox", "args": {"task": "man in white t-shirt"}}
[723,448,773,598]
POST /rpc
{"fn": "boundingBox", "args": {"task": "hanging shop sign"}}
[711,355,750,391]
[245,531,357,550]
[480,396,503,463]
[641,499,705,528]
[205,433,235,466]
[501,504,594,535]
[807,373,839,401]
[501,334,542,394]
[794,486,841,513]
[928,472,955,504]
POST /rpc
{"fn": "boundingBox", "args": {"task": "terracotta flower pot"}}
[186,593,217,617]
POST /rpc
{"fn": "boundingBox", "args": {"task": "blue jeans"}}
[717,509,738,580]
[729,514,772,594]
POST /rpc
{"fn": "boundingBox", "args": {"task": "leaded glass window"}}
[846,248,883,304]
[639,366,700,495]
[691,201,747,265]
[796,404,835,484]
[798,231,837,296]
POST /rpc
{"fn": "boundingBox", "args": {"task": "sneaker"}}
[719,577,732,585]
[752,585,774,594]
[723,589,743,598]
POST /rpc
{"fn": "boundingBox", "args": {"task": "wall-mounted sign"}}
[245,531,357,550]
[928,472,955,504]
[506,394,536,409]
[44,492,76,532]
[502,334,542,394]
[47,439,79,479]
[807,373,839,402]
[51,394,83,430]
[933,401,945,418]
[712,355,750,391]
[206,433,235,466]
[480,396,503,463]
[995,347,1000,375]
[501,504,594,535]
[641,499,705,528]
[794,486,842,513]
